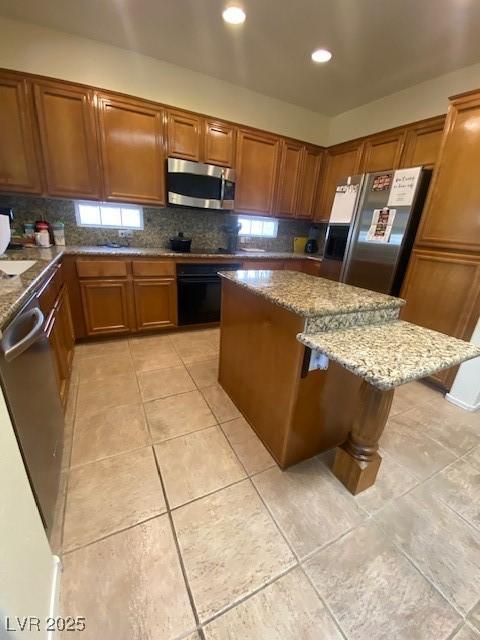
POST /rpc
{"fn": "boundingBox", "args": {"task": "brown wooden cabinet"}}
[47,285,75,406]
[0,73,42,194]
[167,110,202,161]
[79,279,133,336]
[37,264,75,407]
[33,81,101,198]
[244,260,284,270]
[97,93,165,205]
[204,120,236,167]
[400,116,446,169]
[296,146,322,219]
[133,279,177,330]
[275,140,303,218]
[235,129,281,215]
[316,140,364,222]
[359,129,406,173]
[415,93,480,252]
[400,248,480,388]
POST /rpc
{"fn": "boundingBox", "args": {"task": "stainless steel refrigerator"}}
[340,167,431,296]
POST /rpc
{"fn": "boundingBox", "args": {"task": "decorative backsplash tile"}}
[0,195,326,254]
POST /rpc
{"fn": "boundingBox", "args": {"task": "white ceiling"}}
[1,0,480,115]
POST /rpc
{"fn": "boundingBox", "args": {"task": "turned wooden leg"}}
[332,380,394,495]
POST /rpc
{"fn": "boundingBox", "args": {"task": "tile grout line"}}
[199,564,300,629]
[373,515,468,620]
[62,510,165,557]
[298,564,349,640]
[151,445,205,639]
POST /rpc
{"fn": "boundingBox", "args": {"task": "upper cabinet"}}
[275,140,303,217]
[315,140,364,222]
[97,93,165,205]
[204,120,236,167]
[415,93,480,252]
[296,146,323,219]
[34,81,101,199]
[400,116,446,169]
[359,129,406,173]
[0,73,42,194]
[167,110,202,161]
[235,129,281,215]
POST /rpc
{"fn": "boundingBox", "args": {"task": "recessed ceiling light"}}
[311,48,332,63]
[222,6,246,24]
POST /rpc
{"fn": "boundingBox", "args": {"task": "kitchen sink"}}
[0,260,37,276]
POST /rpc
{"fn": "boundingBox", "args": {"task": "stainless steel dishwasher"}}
[0,294,64,535]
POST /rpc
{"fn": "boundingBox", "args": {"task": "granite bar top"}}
[0,245,320,330]
[298,321,480,390]
[219,269,405,319]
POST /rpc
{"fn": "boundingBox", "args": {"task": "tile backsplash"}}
[0,195,326,254]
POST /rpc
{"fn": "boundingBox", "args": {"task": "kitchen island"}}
[218,270,479,494]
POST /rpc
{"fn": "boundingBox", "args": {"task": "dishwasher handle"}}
[2,307,45,362]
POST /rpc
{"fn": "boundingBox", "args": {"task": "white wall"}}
[0,16,329,145]
[447,318,480,412]
[327,62,480,144]
[0,389,56,639]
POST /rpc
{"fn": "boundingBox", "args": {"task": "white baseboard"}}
[445,393,480,412]
[47,555,62,640]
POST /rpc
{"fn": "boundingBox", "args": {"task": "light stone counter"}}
[298,321,480,390]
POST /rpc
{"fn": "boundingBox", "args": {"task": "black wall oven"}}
[177,263,242,325]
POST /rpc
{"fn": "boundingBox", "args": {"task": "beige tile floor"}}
[54,327,480,640]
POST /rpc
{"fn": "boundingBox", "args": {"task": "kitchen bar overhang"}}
[218,269,480,494]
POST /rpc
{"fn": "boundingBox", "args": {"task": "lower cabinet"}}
[133,278,177,331]
[45,285,75,407]
[400,248,480,389]
[79,279,133,336]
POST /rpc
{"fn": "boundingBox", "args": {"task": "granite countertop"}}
[219,269,405,318]
[0,245,321,330]
[298,321,480,390]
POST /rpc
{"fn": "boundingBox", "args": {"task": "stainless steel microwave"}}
[167,158,236,210]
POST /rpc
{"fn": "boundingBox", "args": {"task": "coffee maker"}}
[304,225,319,254]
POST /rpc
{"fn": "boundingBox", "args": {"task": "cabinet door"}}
[275,140,303,218]
[0,74,42,194]
[204,120,236,167]
[400,116,446,169]
[33,81,100,198]
[45,309,68,404]
[302,260,322,277]
[167,110,202,161]
[57,286,75,377]
[133,278,177,331]
[400,249,480,389]
[80,280,133,336]
[235,129,281,215]
[415,95,480,252]
[359,129,406,173]
[315,140,364,222]
[97,94,165,205]
[296,146,322,219]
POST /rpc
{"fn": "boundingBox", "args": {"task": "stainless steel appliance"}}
[0,295,64,534]
[177,262,241,325]
[341,167,431,295]
[167,158,236,210]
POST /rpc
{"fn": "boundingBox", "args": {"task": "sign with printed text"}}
[387,167,421,207]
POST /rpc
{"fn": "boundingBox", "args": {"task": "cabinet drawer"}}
[244,260,285,270]
[132,260,175,277]
[76,259,128,278]
[36,264,63,316]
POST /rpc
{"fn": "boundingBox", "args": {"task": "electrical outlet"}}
[118,229,133,238]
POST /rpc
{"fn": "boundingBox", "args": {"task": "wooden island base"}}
[219,278,392,486]
[332,382,394,494]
